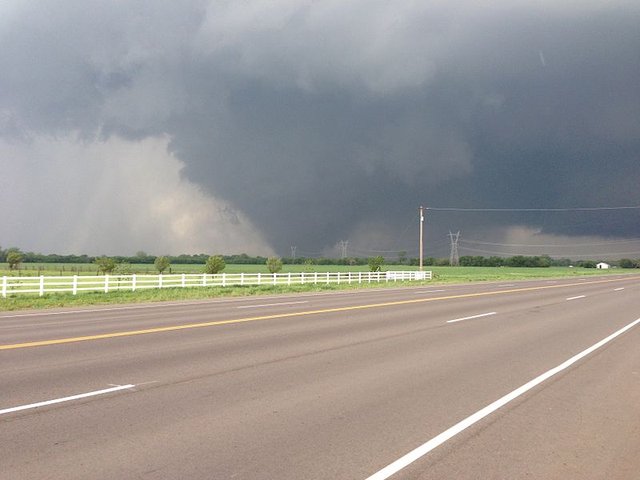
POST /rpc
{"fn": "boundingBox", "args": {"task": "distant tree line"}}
[448,255,640,268]
[0,249,269,266]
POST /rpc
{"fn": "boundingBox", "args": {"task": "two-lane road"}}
[2,275,640,479]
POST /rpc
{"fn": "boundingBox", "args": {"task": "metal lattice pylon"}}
[449,231,460,266]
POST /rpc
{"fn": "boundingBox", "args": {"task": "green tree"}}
[95,256,116,274]
[303,258,315,272]
[368,255,385,272]
[154,256,171,273]
[506,255,526,267]
[205,255,226,274]
[579,260,596,268]
[538,255,552,267]
[266,256,283,274]
[619,258,635,269]
[114,262,132,275]
[6,250,24,270]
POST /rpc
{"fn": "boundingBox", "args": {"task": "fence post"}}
[72,275,78,295]
[1,276,6,298]
[273,273,277,286]
[132,274,137,291]
[301,272,305,284]
[241,272,245,285]
[288,272,291,286]
[158,274,163,289]
[258,272,261,285]
[182,273,186,288]
[39,276,45,296]
[314,272,318,284]
[348,272,352,284]
[358,272,362,284]
[222,273,226,287]
[104,274,109,293]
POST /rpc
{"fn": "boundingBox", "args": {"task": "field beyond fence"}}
[0,263,408,276]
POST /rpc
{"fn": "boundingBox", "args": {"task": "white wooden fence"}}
[1,270,432,297]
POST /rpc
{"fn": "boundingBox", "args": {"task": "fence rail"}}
[1,270,432,297]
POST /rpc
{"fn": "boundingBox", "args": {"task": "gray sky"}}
[1,1,639,258]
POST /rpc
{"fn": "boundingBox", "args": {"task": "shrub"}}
[6,250,24,270]
[266,256,283,274]
[95,256,116,274]
[205,255,226,274]
[115,262,132,275]
[154,256,171,273]
[368,255,385,272]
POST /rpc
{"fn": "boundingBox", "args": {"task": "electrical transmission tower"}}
[339,240,349,259]
[290,246,297,260]
[449,231,461,266]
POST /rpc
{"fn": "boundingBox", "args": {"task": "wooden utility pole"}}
[419,206,425,271]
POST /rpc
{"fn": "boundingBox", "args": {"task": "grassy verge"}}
[0,280,426,311]
[0,266,631,312]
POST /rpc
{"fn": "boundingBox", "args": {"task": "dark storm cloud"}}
[2,1,639,256]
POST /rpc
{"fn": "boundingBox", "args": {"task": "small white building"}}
[596,262,610,269]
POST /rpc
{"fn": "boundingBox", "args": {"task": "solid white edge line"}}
[566,295,586,300]
[365,317,640,480]
[614,288,625,291]
[447,312,497,324]
[0,384,136,416]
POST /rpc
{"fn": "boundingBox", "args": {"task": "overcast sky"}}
[1,1,639,258]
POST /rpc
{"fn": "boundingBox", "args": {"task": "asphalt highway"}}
[2,274,640,479]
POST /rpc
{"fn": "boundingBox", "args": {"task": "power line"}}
[425,205,640,212]
[295,249,326,257]
[459,245,640,258]
[350,247,414,254]
[460,238,640,248]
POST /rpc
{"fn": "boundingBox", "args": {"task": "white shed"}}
[596,262,610,269]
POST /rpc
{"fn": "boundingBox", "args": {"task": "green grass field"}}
[427,266,623,282]
[0,263,382,276]
[1,263,627,278]
[0,263,631,312]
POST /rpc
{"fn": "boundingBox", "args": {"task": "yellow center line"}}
[1,277,635,351]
